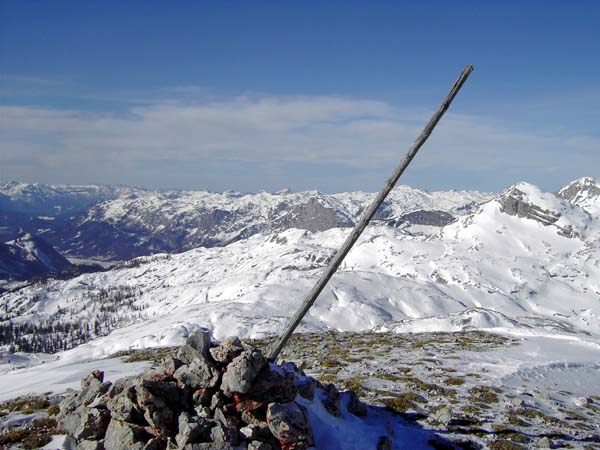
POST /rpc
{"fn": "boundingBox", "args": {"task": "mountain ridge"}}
[1,177,599,359]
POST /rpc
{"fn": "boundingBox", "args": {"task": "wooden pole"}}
[267,65,474,361]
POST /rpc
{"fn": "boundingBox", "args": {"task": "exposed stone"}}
[173,359,219,390]
[59,390,83,418]
[266,402,314,450]
[80,370,105,404]
[536,436,552,448]
[59,406,85,436]
[430,405,452,426]
[193,387,215,407]
[210,391,226,412]
[346,391,367,417]
[296,378,315,401]
[248,442,272,450]
[186,330,212,359]
[143,438,167,450]
[77,439,105,450]
[104,419,152,450]
[161,356,183,376]
[245,366,297,404]
[241,406,268,426]
[210,336,244,365]
[107,386,146,424]
[211,422,240,446]
[239,424,271,441]
[175,412,210,447]
[141,379,188,411]
[221,349,266,396]
[320,383,341,417]
[136,385,176,437]
[75,408,111,440]
[214,405,239,429]
[177,345,204,366]
[377,436,393,450]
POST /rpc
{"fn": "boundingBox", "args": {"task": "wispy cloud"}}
[1,94,598,192]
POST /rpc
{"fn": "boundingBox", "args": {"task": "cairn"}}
[57,331,368,450]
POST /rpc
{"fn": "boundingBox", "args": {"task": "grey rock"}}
[389,209,455,227]
[248,441,272,450]
[186,330,212,359]
[106,376,138,399]
[221,349,266,396]
[75,408,111,440]
[535,436,552,448]
[272,197,353,233]
[143,438,167,450]
[266,402,314,450]
[59,406,85,436]
[173,359,219,390]
[377,436,393,450]
[210,391,226,412]
[510,396,524,407]
[77,439,105,450]
[240,407,267,426]
[211,422,240,446]
[210,336,244,365]
[214,405,239,429]
[192,387,215,407]
[58,389,81,417]
[136,385,176,436]
[296,378,316,401]
[239,424,271,441]
[499,186,578,238]
[160,356,183,375]
[107,387,146,424]
[80,371,109,406]
[346,391,367,417]
[177,345,204,366]
[430,405,452,426]
[183,443,240,450]
[245,366,297,404]
[175,412,209,447]
[320,383,341,417]
[194,406,211,419]
[141,379,187,411]
[104,419,151,450]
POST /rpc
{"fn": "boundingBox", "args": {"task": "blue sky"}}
[1,1,599,193]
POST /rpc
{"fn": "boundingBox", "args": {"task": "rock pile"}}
[57,331,368,450]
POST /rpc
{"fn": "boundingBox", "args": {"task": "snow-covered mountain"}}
[0,181,490,261]
[0,181,134,215]
[1,177,599,358]
[0,232,72,281]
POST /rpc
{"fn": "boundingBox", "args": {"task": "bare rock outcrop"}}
[57,331,369,450]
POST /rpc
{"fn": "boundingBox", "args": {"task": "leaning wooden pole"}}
[268,65,474,361]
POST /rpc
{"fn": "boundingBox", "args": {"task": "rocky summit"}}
[56,331,371,450]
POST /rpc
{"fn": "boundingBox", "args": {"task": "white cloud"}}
[1,95,599,192]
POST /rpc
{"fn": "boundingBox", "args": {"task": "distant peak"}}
[558,177,600,203]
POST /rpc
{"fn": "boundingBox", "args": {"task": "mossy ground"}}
[91,330,599,449]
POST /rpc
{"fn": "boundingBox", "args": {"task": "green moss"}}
[469,385,499,404]
[444,376,466,386]
[110,346,176,363]
[488,440,525,450]
[0,417,58,449]
[0,396,51,414]
[383,392,427,413]
[342,376,364,396]
[46,404,60,416]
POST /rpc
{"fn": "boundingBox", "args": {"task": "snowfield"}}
[1,177,600,448]
[2,179,600,359]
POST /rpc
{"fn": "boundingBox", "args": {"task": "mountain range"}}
[0,181,489,261]
[0,177,598,358]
